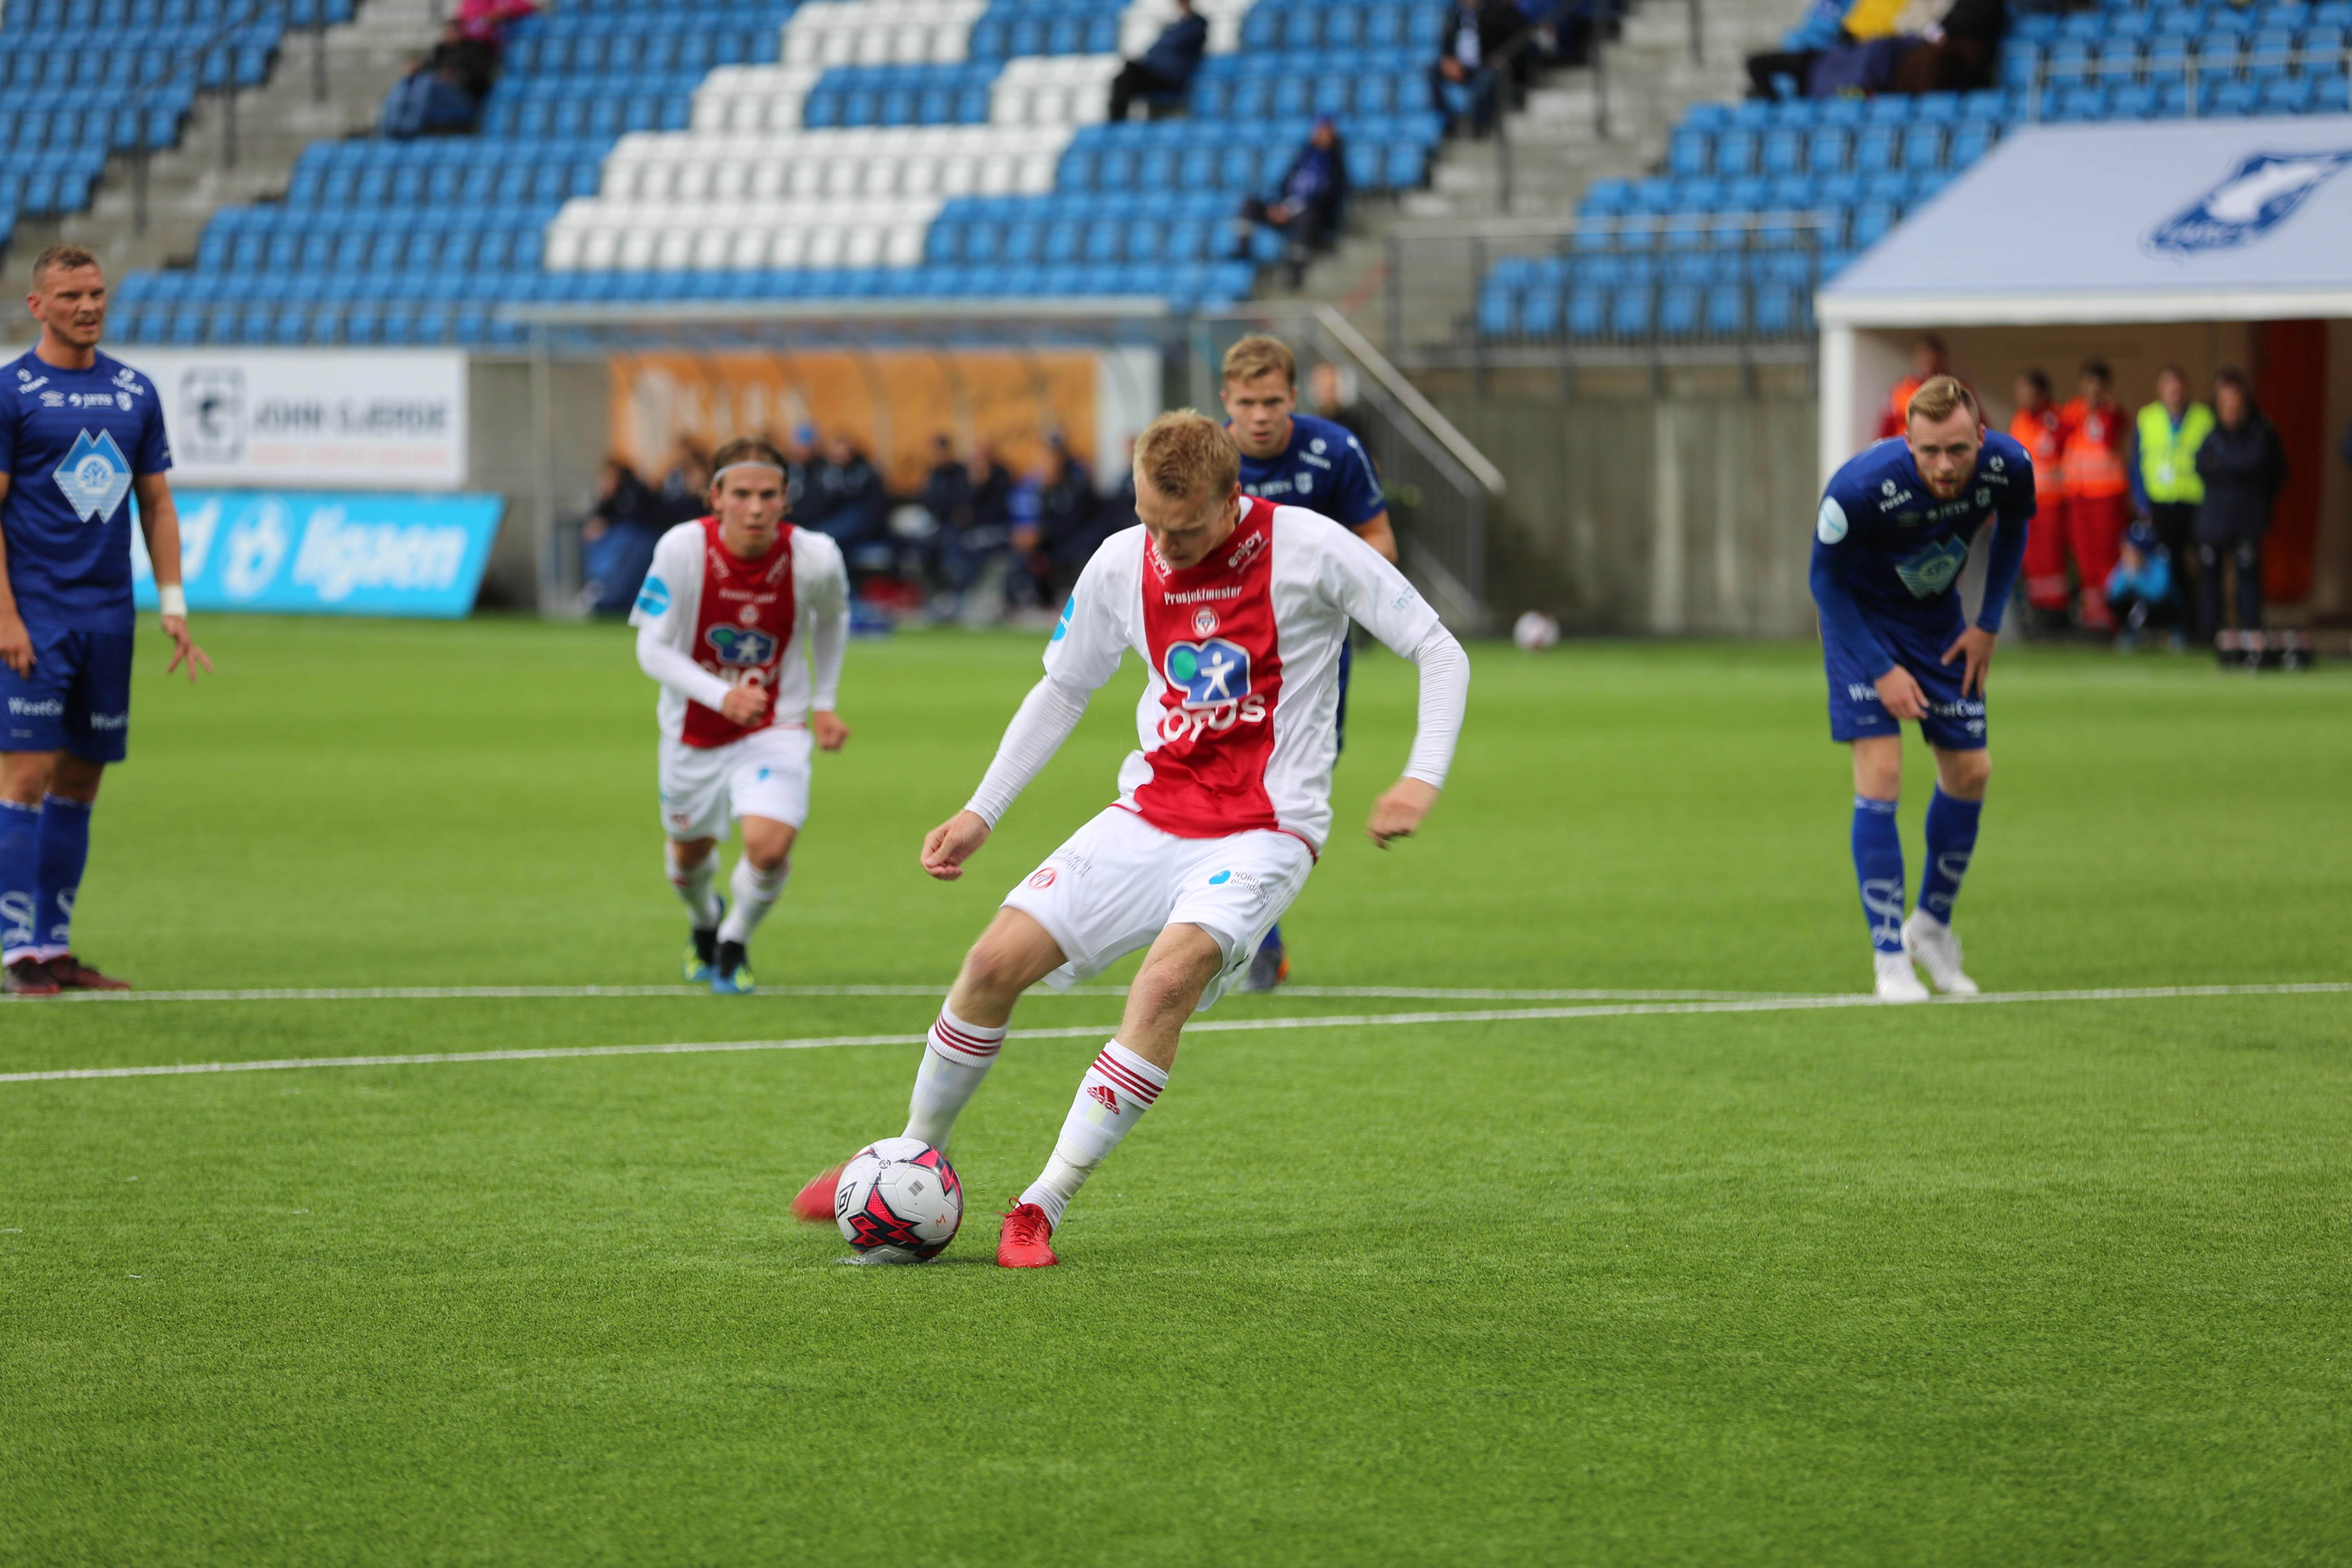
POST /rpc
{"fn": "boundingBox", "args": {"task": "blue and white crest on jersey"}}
[1163,637,1250,705]
[2148,149,2352,254]
[635,574,670,617]
[52,429,132,523]
[705,624,779,666]
[1893,535,1972,598]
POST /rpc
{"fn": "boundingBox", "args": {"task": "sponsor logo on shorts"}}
[1027,867,1057,889]
[6,697,65,718]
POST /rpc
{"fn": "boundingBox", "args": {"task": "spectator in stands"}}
[1018,437,1106,608]
[1230,118,1350,287]
[1750,0,2004,99]
[2059,360,2130,633]
[930,442,1018,619]
[578,457,662,617]
[1310,361,1370,448]
[1432,0,1527,136]
[653,441,713,527]
[804,431,889,550]
[2129,363,2212,636]
[2104,516,2180,653]
[2009,368,2070,630]
[1873,335,1948,441]
[2193,368,2287,643]
[1108,0,1209,122]
[379,47,488,139]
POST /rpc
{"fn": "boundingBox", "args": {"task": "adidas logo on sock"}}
[1086,1084,1120,1114]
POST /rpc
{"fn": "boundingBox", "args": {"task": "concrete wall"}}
[465,356,611,611]
[1428,374,1821,637]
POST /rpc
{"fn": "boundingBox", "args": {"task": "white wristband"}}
[158,584,188,619]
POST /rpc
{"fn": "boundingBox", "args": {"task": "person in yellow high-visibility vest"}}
[2130,364,2214,636]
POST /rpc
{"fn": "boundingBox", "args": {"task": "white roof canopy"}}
[1817,115,2352,327]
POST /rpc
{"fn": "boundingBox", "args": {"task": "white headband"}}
[713,459,786,484]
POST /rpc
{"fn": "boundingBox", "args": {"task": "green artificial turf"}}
[2,618,2349,1566]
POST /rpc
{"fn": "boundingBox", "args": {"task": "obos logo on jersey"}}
[53,429,133,523]
[1158,637,1267,742]
[705,624,779,666]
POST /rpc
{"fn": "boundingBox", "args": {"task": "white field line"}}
[0,983,1787,1005]
[2,982,2344,1086]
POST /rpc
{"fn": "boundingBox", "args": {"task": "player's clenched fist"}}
[812,710,850,751]
[720,682,772,726]
[921,809,991,881]
[1365,777,1440,849]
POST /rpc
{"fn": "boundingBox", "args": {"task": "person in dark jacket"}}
[1230,118,1349,285]
[806,431,889,550]
[1431,0,1526,135]
[1108,0,1208,121]
[579,457,663,616]
[2192,368,2288,640]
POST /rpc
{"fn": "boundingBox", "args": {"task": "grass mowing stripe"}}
[0,983,1794,1005]
[7,981,2343,1085]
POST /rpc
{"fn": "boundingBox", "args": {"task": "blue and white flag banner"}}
[132,490,504,618]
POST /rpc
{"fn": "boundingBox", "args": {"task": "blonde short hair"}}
[1221,333,1296,389]
[1906,374,1980,428]
[1134,410,1241,503]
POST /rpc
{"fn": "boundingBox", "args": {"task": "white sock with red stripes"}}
[902,1005,1007,1150]
[665,841,721,928]
[1019,1040,1167,1231]
[718,856,790,944]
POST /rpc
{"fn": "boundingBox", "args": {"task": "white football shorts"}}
[657,725,813,842]
[1002,805,1316,1011]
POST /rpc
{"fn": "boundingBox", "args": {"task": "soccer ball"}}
[834,1137,963,1262]
[1512,610,1561,652]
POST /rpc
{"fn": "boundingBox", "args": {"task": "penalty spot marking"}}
[2,982,2343,1086]
[1,983,1786,1006]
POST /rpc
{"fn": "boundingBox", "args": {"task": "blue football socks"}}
[1918,788,1982,928]
[35,793,92,958]
[0,797,40,963]
[1851,796,1906,956]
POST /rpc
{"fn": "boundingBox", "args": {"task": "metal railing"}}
[2019,33,2352,120]
[128,0,334,233]
[1193,301,1506,626]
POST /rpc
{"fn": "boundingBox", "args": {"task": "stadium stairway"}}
[1278,0,1800,355]
[5,0,443,286]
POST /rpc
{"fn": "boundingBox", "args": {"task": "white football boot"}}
[1902,911,1980,996]
[1873,951,1931,1003]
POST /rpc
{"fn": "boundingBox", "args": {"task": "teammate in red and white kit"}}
[793,411,1470,1266]
[630,436,850,995]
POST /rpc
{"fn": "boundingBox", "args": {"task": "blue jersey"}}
[0,349,172,635]
[1234,413,1384,530]
[1811,431,2033,678]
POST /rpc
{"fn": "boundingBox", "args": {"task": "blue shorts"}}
[1825,612,1987,752]
[0,627,133,762]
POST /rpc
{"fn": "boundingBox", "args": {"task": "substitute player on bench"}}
[796,410,1469,1267]
[630,436,849,995]
[1812,375,2030,1002]
[0,245,208,996]
[1219,334,1395,991]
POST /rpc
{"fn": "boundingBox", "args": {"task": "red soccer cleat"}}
[46,955,130,991]
[790,1163,846,1225]
[996,1202,1058,1268]
[4,957,60,997]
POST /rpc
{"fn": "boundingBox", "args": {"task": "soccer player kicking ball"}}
[0,246,208,996]
[796,411,1470,1267]
[1812,375,2031,1002]
[1219,333,1396,992]
[629,436,849,995]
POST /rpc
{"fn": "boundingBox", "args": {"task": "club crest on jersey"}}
[1191,607,1220,636]
[1164,637,1250,705]
[1894,536,1971,598]
[52,429,131,523]
[705,624,779,666]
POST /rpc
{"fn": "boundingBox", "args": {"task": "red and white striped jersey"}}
[1044,496,1442,853]
[630,517,848,747]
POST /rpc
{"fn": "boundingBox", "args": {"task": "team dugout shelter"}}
[1815,114,2352,625]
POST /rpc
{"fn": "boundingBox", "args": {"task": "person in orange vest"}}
[1875,334,1949,441]
[2058,359,2130,632]
[2007,368,2069,624]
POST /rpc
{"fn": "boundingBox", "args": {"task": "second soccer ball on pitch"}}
[834,1138,963,1263]
[1512,611,1561,652]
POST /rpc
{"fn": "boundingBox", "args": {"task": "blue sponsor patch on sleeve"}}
[1050,595,1074,641]
[635,575,670,617]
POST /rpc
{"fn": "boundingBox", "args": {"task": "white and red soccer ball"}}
[834,1137,963,1262]
[1512,610,1561,652]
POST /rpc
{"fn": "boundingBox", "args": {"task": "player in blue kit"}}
[1219,333,1396,991]
[0,246,208,996]
[1813,374,2031,1003]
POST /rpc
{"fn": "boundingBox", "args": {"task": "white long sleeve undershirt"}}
[637,610,850,718]
[962,625,1472,829]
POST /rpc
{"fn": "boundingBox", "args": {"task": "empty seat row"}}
[179,227,550,281]
[480,93,699,138]
[1193,67,1434,120]
[781,0,991,67]
[2013,0,2352,42]
[501,26,785,76]
[0,158,107,216]
[1686,89,2006,129]
[0,99,195,154]
[1235,0,1446,53]
[802,60,1003,125]
[2035,69,2350,115]
[548,202,941,269]
[1587,167,1952,216]
[1668,120,2000,180]
[2006,33,2351,86]
[966,7,1125,60]
[590,127,1069,200]
[1478,281,1819,343]
[283,155,604,208]
[0,0,350,29]
[929,212,1241,265]
[1058,135,1431,192]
